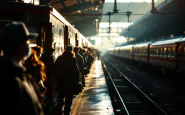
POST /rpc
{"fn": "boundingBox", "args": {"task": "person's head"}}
[25,49,46,82]
[73,47,79,53]
[32,46,43,58]
[78,47,83,52]
[0,21,38,61]
[65,45,73,52]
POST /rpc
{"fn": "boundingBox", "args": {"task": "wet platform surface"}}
[71,60,114,115]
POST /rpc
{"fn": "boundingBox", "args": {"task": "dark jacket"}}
[54,51,80,95]
[75,52,85,74]
[40,53,54,75]
[0,56,43,115]
[79,51,87,67]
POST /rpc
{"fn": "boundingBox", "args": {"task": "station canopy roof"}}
[48,0,185,41]
[120,0,185,42]
[49,0,105,37]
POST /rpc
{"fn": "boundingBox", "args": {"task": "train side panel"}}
[149,38,182,70]
[149,44,176,69]
[133,42,151,64]
[50,13,65,60]
[119,45,133,60]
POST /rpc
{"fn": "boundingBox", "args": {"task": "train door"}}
[147,43,151,64]
[68,27,76,47]
[64,25,68,49]
[75,33,78,46]
[36,26,45,48]
[42,23,52,54]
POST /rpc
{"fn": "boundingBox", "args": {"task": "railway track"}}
[102,58,168,115]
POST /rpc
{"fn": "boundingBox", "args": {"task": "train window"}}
[156,48,160,56]
[135,48,137,54]
[145,48,147,55]
[178,45,184,57]
[171,48,175,57]
[136,48,139,54]
[160,48,163,56]
[153,48,156,56]
[136,48,138,54]
[156,48,159,56]
[140,48,142,55]
[143,48,145,55]
[141,48,144,55]
[167,48,171,57]
[150,48,153,56]
[158,48,161,56]
[164,48,167,57]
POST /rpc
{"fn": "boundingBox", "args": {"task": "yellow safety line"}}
[72,89,85,115]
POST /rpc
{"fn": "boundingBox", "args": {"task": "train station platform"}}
[70,59,114,115]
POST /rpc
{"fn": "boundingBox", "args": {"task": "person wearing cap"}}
[54,45,80,115]
[0,21,44,115]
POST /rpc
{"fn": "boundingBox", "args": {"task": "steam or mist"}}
[89,33,127,55]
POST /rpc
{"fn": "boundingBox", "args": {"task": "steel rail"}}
[102,62,130,115]
[104,58,168,115]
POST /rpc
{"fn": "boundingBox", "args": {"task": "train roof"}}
[150,37,184,46]
[51,8,78,33]
[51,6,91,47]
[114,47,120,50]
[178,37,185,42]
[134,41,152,47]
[119,44,133,49]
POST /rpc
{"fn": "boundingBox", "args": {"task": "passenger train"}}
[107,37,185,73]
[0,2,93,60]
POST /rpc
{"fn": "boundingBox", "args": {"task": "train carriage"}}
[106,36,185,73]
[107,48,114,55]
[0,2,90,59]
[114,47,121,57]
[149,38,182,70]
[119,44,134,60]
[133,42,151,64]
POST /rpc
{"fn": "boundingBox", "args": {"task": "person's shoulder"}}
[72,57,77,62]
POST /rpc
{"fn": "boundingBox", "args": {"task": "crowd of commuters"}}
[0,21,101,115]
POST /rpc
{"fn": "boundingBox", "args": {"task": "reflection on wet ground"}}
[71,60,114,115]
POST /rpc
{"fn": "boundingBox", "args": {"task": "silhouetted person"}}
[74,47,85,87]
[40,47,55,110]
[96,50,100,60]
[54,45,80,115]
[0,21,44,115]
